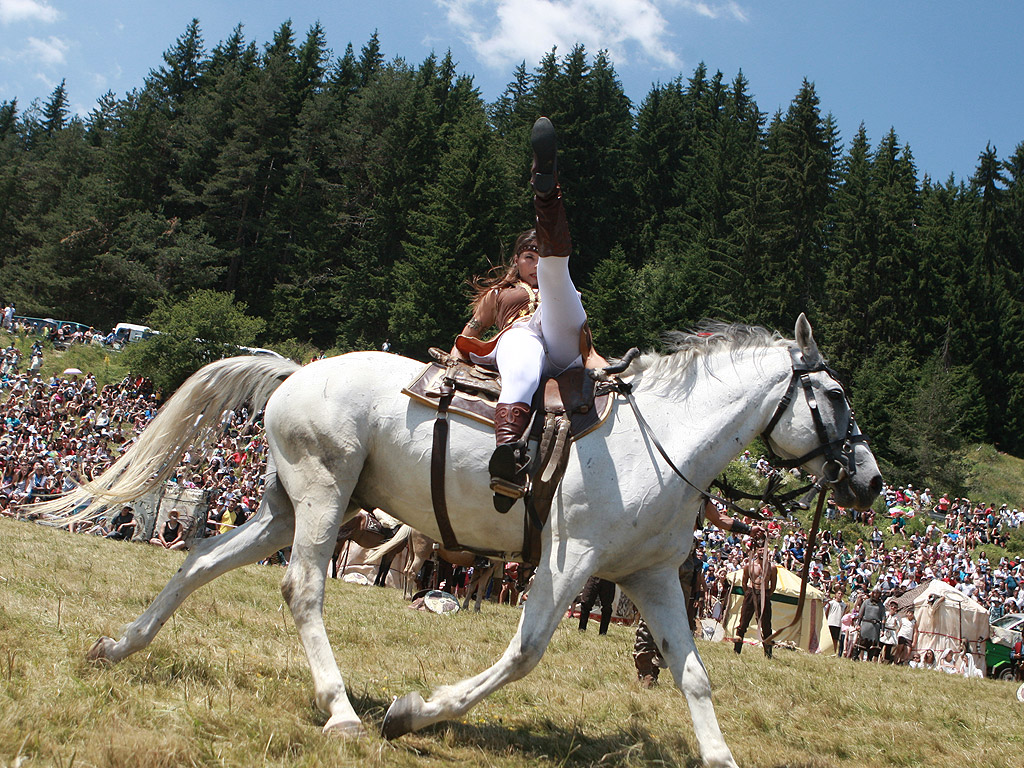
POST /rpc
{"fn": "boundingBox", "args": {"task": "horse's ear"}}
[794,313,822,366]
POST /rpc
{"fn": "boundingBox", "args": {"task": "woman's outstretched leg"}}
[531,117,585,370]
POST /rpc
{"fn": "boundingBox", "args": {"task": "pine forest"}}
[2,20,1023,489]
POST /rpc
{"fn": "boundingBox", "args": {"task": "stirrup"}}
[489,442,530,513]
[490,479,527,513]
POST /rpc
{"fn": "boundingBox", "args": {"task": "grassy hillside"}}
[0,330,130,389]
[1,519,1022,768]
[963,444,1024,509]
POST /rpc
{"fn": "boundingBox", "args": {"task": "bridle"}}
[760,346,870,487]
[595,344,868,520]
[753,346,872,644]
[599,344,872,645]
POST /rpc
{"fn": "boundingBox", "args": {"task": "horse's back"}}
[266,352,424,431]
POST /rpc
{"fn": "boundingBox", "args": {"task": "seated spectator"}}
[217,500,238,535]
[937,648,959,674]
[105,505,137,541]
[150,509,187,551]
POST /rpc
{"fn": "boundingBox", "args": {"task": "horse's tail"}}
[33,355,300,526]
[363,525,412,564]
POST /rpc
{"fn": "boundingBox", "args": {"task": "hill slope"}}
[1,520,1022,768]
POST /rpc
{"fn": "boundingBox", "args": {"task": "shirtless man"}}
[734,530,778,658]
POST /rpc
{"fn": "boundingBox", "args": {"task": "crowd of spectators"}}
[0,331,270,541]
[693,453,1024,677]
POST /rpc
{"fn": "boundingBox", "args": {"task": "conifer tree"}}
[41,79,69,135]
[758,80,838,328]
[327,43,360,104]
[586,249,642,352]
[357,31,384,86]
[0,98,18,143]
[84,91,118,148]
[390,100,508,354]
[148,19,206,109]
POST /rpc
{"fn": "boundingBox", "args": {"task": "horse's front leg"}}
[383,548,594,738]
[619,568,738,768]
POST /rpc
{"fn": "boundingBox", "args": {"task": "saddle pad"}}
[402,361,613,441]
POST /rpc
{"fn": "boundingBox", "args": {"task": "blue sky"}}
[1,0,1022,183]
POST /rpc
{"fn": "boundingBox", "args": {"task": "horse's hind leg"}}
[470,564,496,612]
[383,549,594,738]
[88,474,295,664]
[279,478,365,737]
[618,567,738,768]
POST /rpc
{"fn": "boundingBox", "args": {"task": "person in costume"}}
[451,117,603,511]
[734,527,778,658]
[634,499,759,687]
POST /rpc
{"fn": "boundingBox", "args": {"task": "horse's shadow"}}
[346,691,702,767]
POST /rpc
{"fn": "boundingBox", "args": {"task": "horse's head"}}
[761,314,883,510]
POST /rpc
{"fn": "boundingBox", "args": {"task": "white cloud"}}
[437,0,747,71]
[675,1,747,22]
[0,0,60,25]
[438,0,676,68]
[26,34,68,66]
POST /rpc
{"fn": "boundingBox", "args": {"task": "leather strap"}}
[431,376,459,551]
[762,488,827,644]
[522,413,572,564]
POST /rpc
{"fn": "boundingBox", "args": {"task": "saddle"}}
[402,349,615,564]
[403,349,612,439]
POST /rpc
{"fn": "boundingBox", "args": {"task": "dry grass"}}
[2,519,1022,768]
[965,444,1024,508]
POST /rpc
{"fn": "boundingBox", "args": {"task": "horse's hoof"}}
[323,715,366,738]
[86,636,118,663]
[381,692,425,740]
[704,747,739,768]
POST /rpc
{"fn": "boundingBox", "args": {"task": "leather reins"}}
[608,344,866,644]
[606,345,867,522]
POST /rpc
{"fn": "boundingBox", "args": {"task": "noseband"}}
[761,347,869,484]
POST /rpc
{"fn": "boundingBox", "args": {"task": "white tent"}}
[911,579,989,669]
[722,566,830,653]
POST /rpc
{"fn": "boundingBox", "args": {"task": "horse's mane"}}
[629,321,790,393]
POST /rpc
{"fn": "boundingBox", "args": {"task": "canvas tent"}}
[722,566,830,653]
[907,579,989,669]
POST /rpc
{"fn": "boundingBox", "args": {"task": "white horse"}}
[43,315,881,768]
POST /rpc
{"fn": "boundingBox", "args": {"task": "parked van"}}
[238,346,285,359]
[112,323,155,344]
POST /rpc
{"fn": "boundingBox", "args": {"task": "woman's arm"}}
[450,290,498,360]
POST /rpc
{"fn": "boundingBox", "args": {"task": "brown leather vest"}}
[494,284,538,329]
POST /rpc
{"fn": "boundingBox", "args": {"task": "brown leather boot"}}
[531,117,558,198]
[531,117,572,258]
[634,651,660,688]
[489,402,532,512]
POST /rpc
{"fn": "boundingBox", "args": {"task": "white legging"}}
[495,255,586,404]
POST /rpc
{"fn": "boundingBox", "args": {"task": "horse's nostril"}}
[869,474,883,495]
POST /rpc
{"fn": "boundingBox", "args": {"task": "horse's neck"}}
[637,346,789,488]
